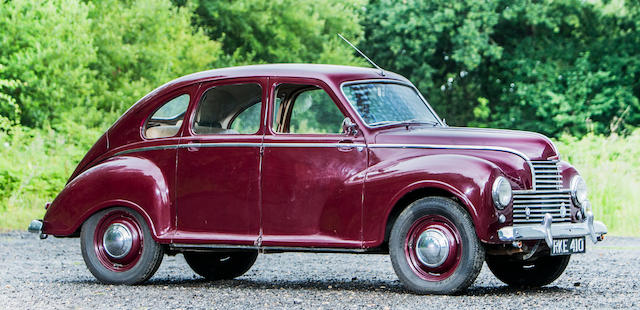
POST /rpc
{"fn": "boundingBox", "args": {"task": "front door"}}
[174,78,267,245]
[261,79,367,248]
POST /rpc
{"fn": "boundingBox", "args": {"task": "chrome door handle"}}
[337,140,354,152]
[187,141,200,152]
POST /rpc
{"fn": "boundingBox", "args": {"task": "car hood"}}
[373,126,558,161]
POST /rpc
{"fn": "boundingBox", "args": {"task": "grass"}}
[1,126,638,236]
[555,130,640,236]
[0,125,97,231]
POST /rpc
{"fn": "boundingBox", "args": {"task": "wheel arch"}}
[42,156,174,241]
[71,200,160,242]
[381,183,476,250]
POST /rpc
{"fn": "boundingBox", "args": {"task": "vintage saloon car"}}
[30,64,607,294]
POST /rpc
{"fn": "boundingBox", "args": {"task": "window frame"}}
[339,79,444,129]
[186,79,266,137]
[142,93,191,140]
[269,80,349,136]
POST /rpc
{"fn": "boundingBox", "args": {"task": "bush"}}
[556,130,640,236]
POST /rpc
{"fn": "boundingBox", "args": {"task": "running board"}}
[169,243,378,254]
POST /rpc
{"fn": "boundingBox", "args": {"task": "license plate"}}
[551,237,586,256]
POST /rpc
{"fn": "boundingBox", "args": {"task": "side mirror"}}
[342,117,359,136]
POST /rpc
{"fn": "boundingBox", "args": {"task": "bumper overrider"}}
[498,211,607,248]
[28,219,48,239]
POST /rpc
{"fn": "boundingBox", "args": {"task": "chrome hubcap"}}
[103,223,133,259]
[415,229,449,267]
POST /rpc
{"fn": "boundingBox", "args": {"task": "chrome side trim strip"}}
[115,142,369,156]
[369,143,536,189]
[264,143,367,148]
[115,143,262,155]
[115,141,536,189]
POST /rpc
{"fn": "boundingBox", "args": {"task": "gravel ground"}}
[0,232,638,309]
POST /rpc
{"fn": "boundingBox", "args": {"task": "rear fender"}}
[42,156,172,240]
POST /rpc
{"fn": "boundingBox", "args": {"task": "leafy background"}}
[0,0,638,235]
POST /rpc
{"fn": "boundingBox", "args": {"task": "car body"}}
[30,64,607,294]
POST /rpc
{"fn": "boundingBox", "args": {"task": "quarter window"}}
[144,94,189,139]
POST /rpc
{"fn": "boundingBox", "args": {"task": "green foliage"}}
[88,0,221,121]
[0,0,221,129]
[0,0,96,126]
[191,0,366,65]
[0,125,99,229]
[1,0,639,236]
[555,130,640,236]
[363,0,640,137]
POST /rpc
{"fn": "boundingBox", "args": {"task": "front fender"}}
[42,156,173,240]
[363,154,510,246]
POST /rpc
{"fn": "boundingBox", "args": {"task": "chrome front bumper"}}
[498,211,607,248]
[28,219,48,239]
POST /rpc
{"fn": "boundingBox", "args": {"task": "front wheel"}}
[184,251,258,281]
[389,197,485,294]
[80,207,164,284]
[486,254,570,288]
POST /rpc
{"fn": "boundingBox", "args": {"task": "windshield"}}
[342,82,440,127]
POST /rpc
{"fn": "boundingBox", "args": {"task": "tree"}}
[0,0,96,126]
[190,0,366,66]
[362,0,640,137]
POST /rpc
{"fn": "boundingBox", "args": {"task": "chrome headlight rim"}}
[570,175,588,207]
[492,176,512,210]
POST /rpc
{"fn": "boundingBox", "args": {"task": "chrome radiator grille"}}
[531,160,562,190]
[513,160,571,224]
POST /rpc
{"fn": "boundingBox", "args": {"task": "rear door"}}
[174,78,267,245]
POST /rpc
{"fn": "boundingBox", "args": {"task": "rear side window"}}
[144,94,189,139]
[193,83,262,135]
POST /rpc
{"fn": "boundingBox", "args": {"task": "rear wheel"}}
[80,207,164,284]
[389,197,484,294]
[486,254,570,287]
[184,251,258,280]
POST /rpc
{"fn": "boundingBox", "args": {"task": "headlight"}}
[492,176,512,209]
[571,175,588,206]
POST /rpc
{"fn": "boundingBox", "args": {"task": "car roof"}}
[140,64,408,103]
[172,63,406,84]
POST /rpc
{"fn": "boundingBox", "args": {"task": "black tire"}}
[184,251,258,280]
[389,197,485,294]
[80,207,164,285]
[486,254,570,288]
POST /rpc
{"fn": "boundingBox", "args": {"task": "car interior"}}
[193,83,262,135]
[273,83,344,134]
[144,94,190,139]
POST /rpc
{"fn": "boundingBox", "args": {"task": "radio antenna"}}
[338,33,385,76]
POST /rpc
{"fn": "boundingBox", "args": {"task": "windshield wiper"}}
[369,119,440,127]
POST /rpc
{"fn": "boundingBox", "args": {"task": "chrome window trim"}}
[339,79,445,128]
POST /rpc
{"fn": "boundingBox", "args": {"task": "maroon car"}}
[29,64,607,294]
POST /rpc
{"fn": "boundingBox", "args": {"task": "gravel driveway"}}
[0,231,638,309]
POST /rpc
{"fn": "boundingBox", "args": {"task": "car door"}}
[174,78,267,245]
[261,78,367,248]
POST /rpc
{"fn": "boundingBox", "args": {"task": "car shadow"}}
[65,276,574,296]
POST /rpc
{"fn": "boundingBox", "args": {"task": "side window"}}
[230,102,261,134]
[193,83,262,135]
[273,85,344,134]
[144,94,189,139]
